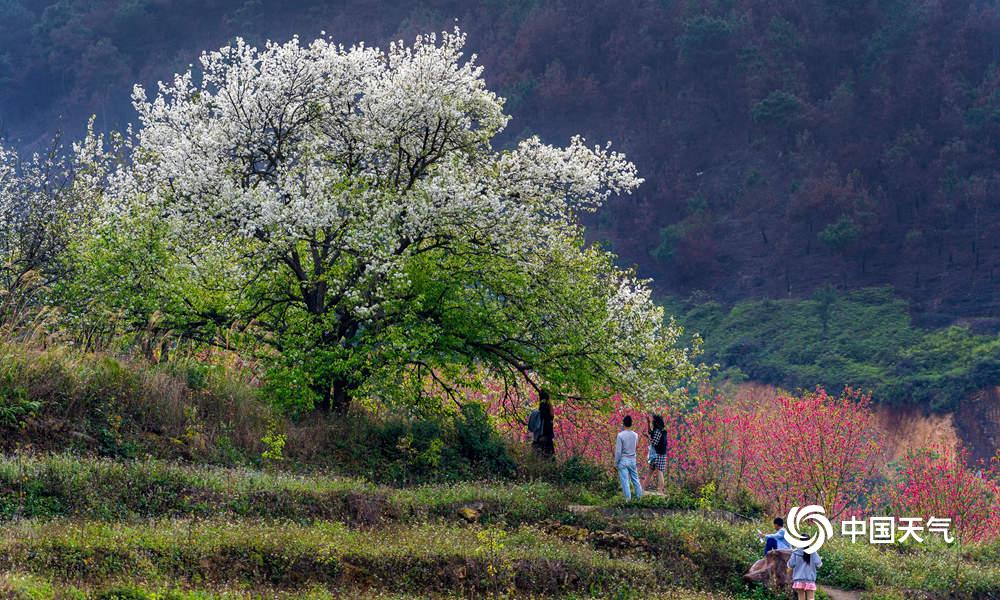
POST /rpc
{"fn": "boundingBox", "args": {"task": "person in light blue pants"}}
[614,415,643,501]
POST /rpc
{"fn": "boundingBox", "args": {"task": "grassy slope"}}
[0,341,996,598]
[0,456,996,599]
[668,287,1000,411]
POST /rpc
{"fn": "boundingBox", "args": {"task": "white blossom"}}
[114,28,693,402]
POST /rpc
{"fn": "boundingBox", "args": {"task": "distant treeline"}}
[2,0,1000,315]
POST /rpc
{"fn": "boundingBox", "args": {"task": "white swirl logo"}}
[786,505,833,553]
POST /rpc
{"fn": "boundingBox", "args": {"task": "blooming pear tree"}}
[0,121,118,327]
[115,29,699,412]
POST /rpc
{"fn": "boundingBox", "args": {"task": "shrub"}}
[554,455,606,486]
[511,446,609,489]
[819,536,1000,595]
[751,90,802,125]
[732,387,884,519]
[0,341,273,462]
[97,586,151,600]
[320,407,517,485]
[455,403,516,478]
[670,286,998,411]
[818,214,862,250]
[881,445,1000,543]
[652,222,688,263]
[625,514,759,593]
[0,385,39,430]
[679,15,737,66]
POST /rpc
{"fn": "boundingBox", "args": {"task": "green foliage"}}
[623,514,759,593]
[766,16,802,57]
[96,585,151,600]
[671,287,1000,410]
[819,536,1000,596]
[686,195,709,214]
[32,456,596,532]
[729,487,766,520]
[0,342,272,461]
[55,206,180,351]
[888,326,1000,410]
[696,481,717,511]
[328,415,445,484]
[327,407,516,485]
[0,455,997,598]
[0,518,658,596]
[475,527,514,595]
[0,366,38,429]
[260,363,321,417]
[750,90,802,125]
[260,430,285,462]
[679,15,738,66]
[653,222,688,263]
[818,214,862,250]
[454,403,516,478]
[555,455,607,486]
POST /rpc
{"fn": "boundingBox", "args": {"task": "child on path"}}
[787,542,822,600]
[614,415,642,501]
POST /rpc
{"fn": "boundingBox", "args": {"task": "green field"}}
[0,455,996,599]
[0,311,994,598]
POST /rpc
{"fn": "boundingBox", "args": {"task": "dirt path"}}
[821,585,862,600]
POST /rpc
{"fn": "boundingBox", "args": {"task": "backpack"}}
[653,428,667,455]
[527,409,542,442]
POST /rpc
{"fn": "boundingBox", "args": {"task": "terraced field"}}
[0,456,997,599]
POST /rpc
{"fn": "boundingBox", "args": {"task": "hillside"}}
[0,330,995,597]
[2,0,1000,321]
[1,454,997,599]
[0,6,998,598]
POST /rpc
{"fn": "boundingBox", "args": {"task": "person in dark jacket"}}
[531,390,555,458]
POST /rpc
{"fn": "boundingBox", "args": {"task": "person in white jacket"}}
[614,415,643,501]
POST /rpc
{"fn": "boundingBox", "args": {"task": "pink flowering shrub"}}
[484,384,884,518]
[738,388,885,519]
[479,382,998,541]
[883,445,1000,543]
[482,385,651,465]
[663,394,741,489]
[658,387,884,518]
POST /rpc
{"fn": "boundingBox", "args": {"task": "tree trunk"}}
[330,378,351,414]
[314,374,352,414]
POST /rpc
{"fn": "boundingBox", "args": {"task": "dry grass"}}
[0,340,274,462]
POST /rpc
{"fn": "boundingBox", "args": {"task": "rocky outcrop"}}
[743,549,793,589]
[873,405,961,464]
[955,387,1000,463]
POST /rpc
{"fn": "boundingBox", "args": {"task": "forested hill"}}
[3,0,1000,322]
